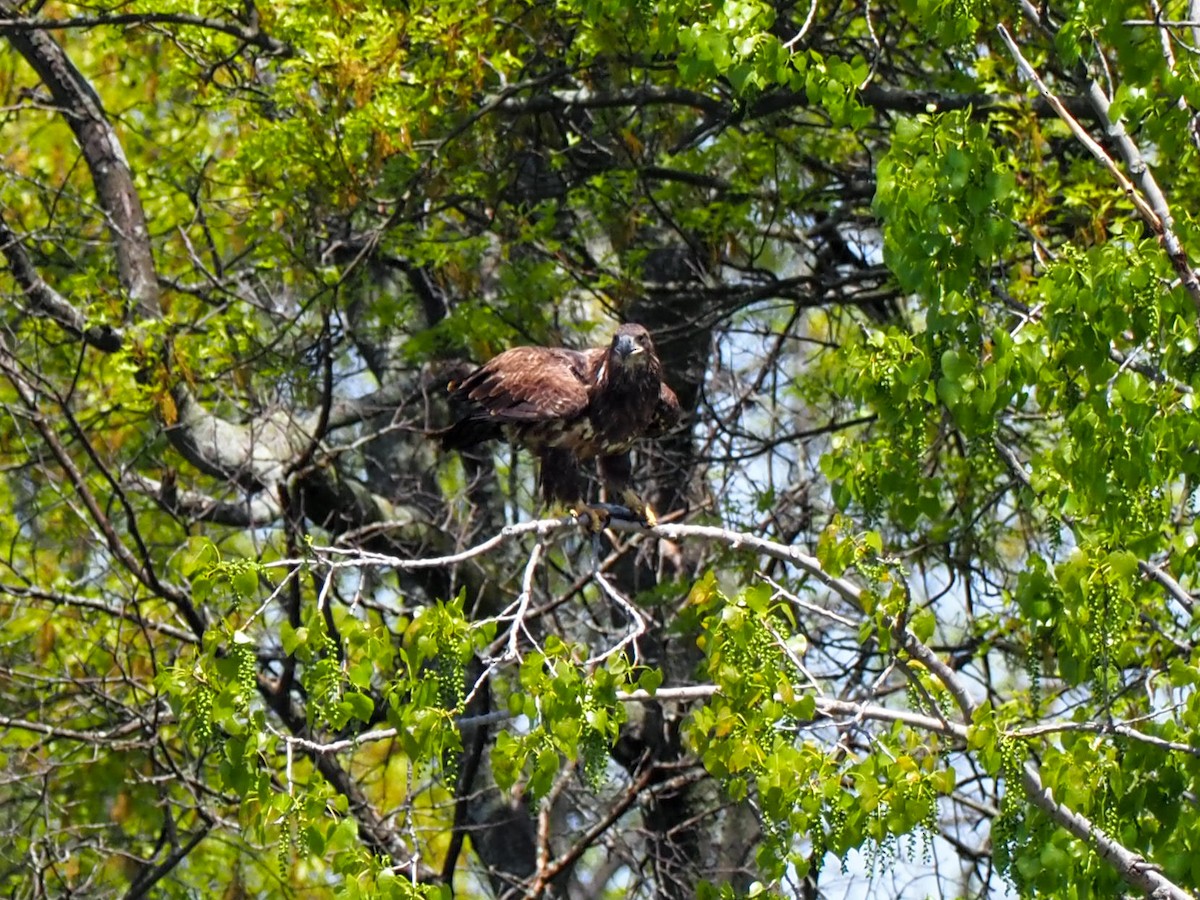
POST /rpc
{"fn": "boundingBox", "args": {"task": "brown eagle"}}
[440,323,679,525]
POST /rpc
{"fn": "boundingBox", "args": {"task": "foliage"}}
[4,0,1200,898]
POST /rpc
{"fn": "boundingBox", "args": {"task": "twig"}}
[759,572,861,629]
[0,582,198,644]
[0,712,160,751]
[267,516,580,573]
[505,541,545,661]
[997,24,1162,228]
[1003,15,1200,313]
[783,0,819,49]
[1013,716,1199,757]
[588,573,648,666]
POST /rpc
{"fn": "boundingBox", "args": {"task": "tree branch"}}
[488,80,1097,125]
[257,673,439,881]
[288,515,1195,900]
[2,0,161,317]
[0,210,122,351]
[1013,717,1200,758]
[275,688,967,756]
[0,582,199,645]
[121,471,283,527]
[997,25,1163,228]
[0,711,160,751]
[0,10,292,57]
[1021,763,1193,900]
[123,816,213,900]
[0,339,205,636]
[1002,13,1200,315]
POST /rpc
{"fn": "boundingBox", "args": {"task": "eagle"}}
[440,323,680,526]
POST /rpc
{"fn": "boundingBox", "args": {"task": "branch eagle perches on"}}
[270,517,1199,900]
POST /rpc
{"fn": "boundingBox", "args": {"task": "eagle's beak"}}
[613,334,643,360]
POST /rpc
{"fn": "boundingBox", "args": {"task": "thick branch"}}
[1138,560,1196,614]
[1080,80,1200,310]
[1022,764,1194,900]
[0,210,122,350]
[0,10,292,57]
[2,0,160,317]
[121,471,283,527]
[167,395,311,490]
[492,84,724,116]
[322,380,417,432]
[0,7,398,499]
[1013,717,1200,758]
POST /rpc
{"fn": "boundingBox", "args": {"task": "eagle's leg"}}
[538,449,608,531]
[597,452,657,527]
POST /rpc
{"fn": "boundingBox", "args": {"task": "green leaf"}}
[910,608,936,643]
[637,668,664,694]
[181,536,218,578]
[342,691,375,724]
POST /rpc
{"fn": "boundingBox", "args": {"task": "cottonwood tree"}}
[1,1,1199,898]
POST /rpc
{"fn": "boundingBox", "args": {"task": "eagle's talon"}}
[620,489,657,527]
[573,505,611,533]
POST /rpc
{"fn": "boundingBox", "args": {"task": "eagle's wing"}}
[453,346,595,423]
[649,383,681,436]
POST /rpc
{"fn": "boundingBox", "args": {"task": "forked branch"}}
[289,515,1196,900]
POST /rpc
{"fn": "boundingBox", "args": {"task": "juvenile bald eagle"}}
[440,323,679,525]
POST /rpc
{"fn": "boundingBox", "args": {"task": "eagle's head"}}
[609,323,656,370]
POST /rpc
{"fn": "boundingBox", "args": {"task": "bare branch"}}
[1013,717,1200,758]
[0,582,199,644]
[1081,77,1200,310]
[0,339,204,635]
[0,711,161,751]
[0,210,122,351]
[0,10,292,57]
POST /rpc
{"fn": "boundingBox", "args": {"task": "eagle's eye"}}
[613,331,647,361]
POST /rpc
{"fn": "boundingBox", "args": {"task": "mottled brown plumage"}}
[440,323,679,524]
